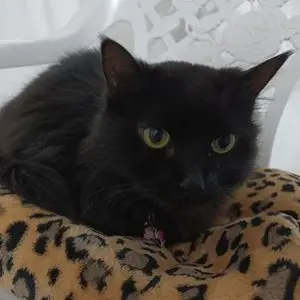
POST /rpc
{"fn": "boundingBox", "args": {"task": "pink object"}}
[143,224,165,247]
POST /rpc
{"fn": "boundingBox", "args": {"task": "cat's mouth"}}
[155,174,242,211]
[138,168,246,212]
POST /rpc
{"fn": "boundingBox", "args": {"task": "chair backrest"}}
[103,0,300,168]
[0,0,299,168]
[0,0,115,68]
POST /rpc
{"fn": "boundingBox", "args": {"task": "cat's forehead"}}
[152,61,241,89]
[140,97,227,135]
[139,62,242,131]
[146,62,242,108]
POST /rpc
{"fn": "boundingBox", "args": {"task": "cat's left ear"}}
[101,38,140,91]
[242,51,293,96]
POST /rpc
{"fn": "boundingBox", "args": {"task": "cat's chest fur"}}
[78,179,217,246]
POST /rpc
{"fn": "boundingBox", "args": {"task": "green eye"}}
[139,128,170,149]
[211,134,236,154]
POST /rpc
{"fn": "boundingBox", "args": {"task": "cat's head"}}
[89,38,292,212]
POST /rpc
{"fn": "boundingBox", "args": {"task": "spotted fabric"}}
[0,169,299,299]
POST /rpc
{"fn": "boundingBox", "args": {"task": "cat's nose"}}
[180,172,205,191]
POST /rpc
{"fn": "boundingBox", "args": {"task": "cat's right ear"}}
[241,51,293,97]
[101,38,140,91]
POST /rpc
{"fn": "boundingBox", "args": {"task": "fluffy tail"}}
[0,158,76,219]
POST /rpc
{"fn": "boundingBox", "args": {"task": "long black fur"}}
[0,39,292,245]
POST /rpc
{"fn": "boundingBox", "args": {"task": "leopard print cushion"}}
[0,168,299,299]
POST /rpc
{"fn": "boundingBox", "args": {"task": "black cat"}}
[0,38,292,245]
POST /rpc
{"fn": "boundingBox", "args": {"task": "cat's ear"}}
[101,38,139,90]
[242,51,293,96]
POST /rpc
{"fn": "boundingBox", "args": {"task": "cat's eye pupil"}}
[140,127,170,149]
[217,135,230,148]
[211,134,236,154]
[149,129,164,143]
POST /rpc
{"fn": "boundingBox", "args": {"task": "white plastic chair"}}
[0,0,117,68]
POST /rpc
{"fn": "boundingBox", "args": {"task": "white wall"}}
[270,77,300,171]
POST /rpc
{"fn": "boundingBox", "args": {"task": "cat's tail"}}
[0,157,76,219]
